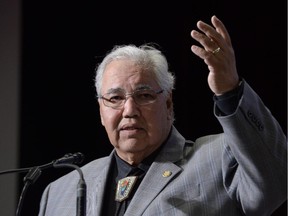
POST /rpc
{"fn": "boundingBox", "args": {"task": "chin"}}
[120,140,146,152]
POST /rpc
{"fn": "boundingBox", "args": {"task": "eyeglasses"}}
[98,88,164,109]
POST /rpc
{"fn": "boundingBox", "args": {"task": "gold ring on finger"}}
[212,47,221,54]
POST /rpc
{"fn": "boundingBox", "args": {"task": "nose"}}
[122,96,140,118]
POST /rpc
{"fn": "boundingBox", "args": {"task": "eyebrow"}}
[105,84,153,94]
[135,84,153,90]
[105,88,124,94]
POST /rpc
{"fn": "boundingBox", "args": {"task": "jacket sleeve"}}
[215,80,287,216]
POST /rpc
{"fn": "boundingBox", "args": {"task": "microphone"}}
[53,152,85,165]
[0,152,86,216]
[0,152,85,175]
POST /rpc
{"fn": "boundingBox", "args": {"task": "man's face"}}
[98,59,173,164]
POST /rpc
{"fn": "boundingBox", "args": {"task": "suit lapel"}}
[125,161,182,215]
[125,126,186,215]
[85,151,115,215]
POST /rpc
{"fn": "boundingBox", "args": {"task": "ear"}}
[98,100,105,126]
[100,113,105,126]
[166,92,173,120]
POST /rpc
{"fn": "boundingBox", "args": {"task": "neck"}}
[115,145,162,166]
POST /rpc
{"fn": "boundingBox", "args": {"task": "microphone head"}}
[72,152,85,165]
[54,152,85,165]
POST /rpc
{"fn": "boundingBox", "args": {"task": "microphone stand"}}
[11,161,55,216]
[0,161,54,175]
[0,152,85,216]
[53,163,87,216]
[16,166,42,216]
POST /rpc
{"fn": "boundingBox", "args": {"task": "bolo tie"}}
[114,168,144,215]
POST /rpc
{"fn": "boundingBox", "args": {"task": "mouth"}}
[121,126,142,131]
[120,124,144,133]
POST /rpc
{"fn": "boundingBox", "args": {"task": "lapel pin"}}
[162,170,172,177]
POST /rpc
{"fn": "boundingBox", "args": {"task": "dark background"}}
[18,1,287,215]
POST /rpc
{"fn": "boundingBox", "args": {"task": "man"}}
[38,15,287,216]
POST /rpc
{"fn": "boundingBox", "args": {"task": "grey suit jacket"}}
[38,81,287,216]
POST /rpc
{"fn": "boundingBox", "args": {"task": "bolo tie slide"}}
[115,176,138,202]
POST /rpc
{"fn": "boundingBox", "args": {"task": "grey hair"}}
[94,44,175,96]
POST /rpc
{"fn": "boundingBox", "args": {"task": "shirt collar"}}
[114,146,162,181]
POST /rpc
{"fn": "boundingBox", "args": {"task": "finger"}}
[194,21,225,55]
[191,30,219,53]
[191,45,221,63]
[196,20,220,44]
[191,45,207,60]
[211,15,232,47]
